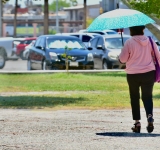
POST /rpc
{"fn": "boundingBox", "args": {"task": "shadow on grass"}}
[0,95,85,109]
[96,132,160,137]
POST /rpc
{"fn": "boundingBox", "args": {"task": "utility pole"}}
[56,0,59,33]
[0,1,2,37]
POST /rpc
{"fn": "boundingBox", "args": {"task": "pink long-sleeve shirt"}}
[119,35,160,74]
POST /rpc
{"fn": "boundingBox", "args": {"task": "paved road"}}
[2,59,27,71]
[0,59,124,73]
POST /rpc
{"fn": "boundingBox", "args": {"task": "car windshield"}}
[47,39,86,49]
[105,37,129,49]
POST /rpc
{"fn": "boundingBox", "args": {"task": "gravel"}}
[0,108,160,150]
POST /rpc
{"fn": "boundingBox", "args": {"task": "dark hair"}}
[129,25,145,36]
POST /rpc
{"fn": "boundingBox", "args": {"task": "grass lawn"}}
[0,72,160,109]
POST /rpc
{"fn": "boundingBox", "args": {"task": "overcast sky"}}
[8,0,101,7]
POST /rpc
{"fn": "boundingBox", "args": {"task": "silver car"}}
[23,40,35,59]
[88,34,131,69]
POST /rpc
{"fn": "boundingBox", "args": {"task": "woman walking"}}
[119,25,160,133]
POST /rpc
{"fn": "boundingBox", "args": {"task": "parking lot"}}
[1,59,124,73]
[2,59,27,71]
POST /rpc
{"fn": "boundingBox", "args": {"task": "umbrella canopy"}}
[87,9,155,31]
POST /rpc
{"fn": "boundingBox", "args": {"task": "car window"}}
[25,40,33,45]
[82,35,92,42]
[47,39,85,49]
[40,38,46,47]
[97,37,104,46]
[90,37,99,48]
[35,38,42,47]
[105,37,129,49]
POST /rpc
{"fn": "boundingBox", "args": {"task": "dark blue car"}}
[27,35,94,70]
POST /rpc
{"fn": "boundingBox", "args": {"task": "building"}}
[2,2,101,37]
[100,0,120,13]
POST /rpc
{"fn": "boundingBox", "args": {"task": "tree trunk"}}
[13,0,18,37]
[83,0,87,29]
[44,0,49,34]
[0,1,2,37]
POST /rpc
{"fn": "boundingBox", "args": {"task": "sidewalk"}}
[0,108,160,150]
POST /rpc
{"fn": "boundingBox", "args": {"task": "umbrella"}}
[87,9,155,31]
[87,9,155,45]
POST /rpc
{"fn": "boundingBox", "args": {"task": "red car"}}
[14,37,37,59]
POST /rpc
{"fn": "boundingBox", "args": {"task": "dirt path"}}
[0,108,160,150]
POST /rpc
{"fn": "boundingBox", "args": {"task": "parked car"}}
[23,40,36,59]
[0,37,18,69]
[14,37,37,60]
[78,29,87,33]
[88,34,131,69]
[55,32,99,47]
[155,40,160,51]
[79,29,118,35]
[27,35,94,70]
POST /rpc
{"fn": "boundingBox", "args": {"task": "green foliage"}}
[49,29,57,35]
[86,17,94,28]
[70,0,78,6]
[62,46,72,71]
[2,0,10,4]
[49,0,71,12]
[129,0,160,18]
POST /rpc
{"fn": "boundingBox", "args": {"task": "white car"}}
[0,37,19,69]
[23,40,35,59]
[78,29,119,35]
[86,30,119,35]
[55,32,99,47]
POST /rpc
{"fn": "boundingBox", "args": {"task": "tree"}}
[49,0,70,12]
[2,0,10,3]
[86,17,93,28]
[13,0,18,37]
[122,0,160,25]
[83,0,87,29]
[129,0,160,19]
[121,0,160,41]
[44,0,49,34]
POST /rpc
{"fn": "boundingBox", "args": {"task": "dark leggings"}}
[127,70,155,120]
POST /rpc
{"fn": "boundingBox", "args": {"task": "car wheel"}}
[25,52,29,59]
[20,51,26,60]
[42,61,48,70]
[0,49,6,69]
[27,59,32,70]
[103,60,112,69]
[102,60,108,69]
